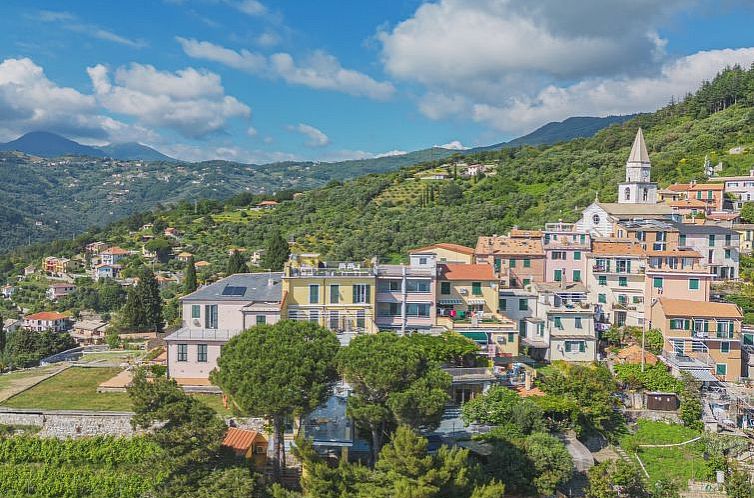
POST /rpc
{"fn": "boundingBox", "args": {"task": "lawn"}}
[620,419,711,484]
[1,367,234,416]
[77,350,143,364]
[1,367,132,411]
[0,365,64,402]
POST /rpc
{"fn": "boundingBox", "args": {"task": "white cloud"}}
[256,31,280,47]
[87,63,250,138]
[0,57,148,143]
[177,37,395,100]
[289,123,330,147]
[37,10,146,48]
[231,0,267,16]
[246,126,258,137]
[436,140,468,150]
[377,0,745,134]
[472,47,754,133]
[177,37,266,73]
[159,142,298,164]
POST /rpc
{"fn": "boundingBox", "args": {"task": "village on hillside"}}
[3,129,754,495]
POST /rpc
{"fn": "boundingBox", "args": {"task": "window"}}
[592,214,601,225]
[309,285,320,304]
[618,294,628,304]
[523,258,531,268]
[553,317,563,329]
[619,276,628,287]
[624,187,631,201]
[598,293,606,304]
[191,305,200,319]
[330,284,340,304]
[716,363,727,376]
[679,234,686,246]
[670,319,686,330]
[256,315,266,325]
[197,344,208,363]
[471,282,482,296]
[653,277,663,289]
[522,278,531,286]
[725,234,732,246]
[519,319,527,335]
[721,341,730,353]
[356,310,366,329]
[508,332,515,343]
[725,249,731,259]
[352,284,370,304]
[598,275,607,286]
[441,282,451,295]
[745,333,754,346]
[406,280,431,293]
[379,280,400,292]
[642,188,648,201]
[204,305,218,329]
[689,278,699,290]
[580,234,586,244]
[709,234,716,246]
[518,299,528,311]
[632,296,643,304]
[573,270,581,282]
[510,258,517,268]
[574,251,581,261]
[499,298,507,310]
[177,344,188,362]
[406,303,430,317]
[575,317,582,329]
[565,340,586,353]
[309,310,320,324]
[419,257,427,265]
[554,269,562,282]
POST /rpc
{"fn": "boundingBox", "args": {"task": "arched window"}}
[624,187,631,201]
[643,188,648,201]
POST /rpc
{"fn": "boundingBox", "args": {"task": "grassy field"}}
[77,350,143,365]
[0,365,64,402]
[620,420,711,484]
[0,366,234,416]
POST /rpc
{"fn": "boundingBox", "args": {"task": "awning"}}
[687,369,718,382]
[493,355,537,366]
[460,331,489,343]
[466,298,487,305]
[438,299,462,305]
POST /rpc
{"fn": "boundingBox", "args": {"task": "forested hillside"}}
[2,65,754,277]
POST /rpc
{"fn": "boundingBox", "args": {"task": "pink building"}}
[46,283,76,301]
[165,272,283,386]
[542,222,590,284]
[375,253,437,332]
[644,248,713,305]
[23,312,70,332]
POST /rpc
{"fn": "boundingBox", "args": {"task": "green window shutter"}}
[729,321,735,338]
[441,282,450,294]
[598,294,606,304]
[365,285,371,303]
[191,305,200,318]
[508,332,514,342]
[716,363,727,376]
[573,270,581,282]
[518,299,528,311]
[619,277,627,287]
[684,319,691,330]
[523,258,531,268]
[579,342,586,353]
[721,341,730,353]
[330,284,339,304]
[574,251,581,260]
[554,269,562,282]
[704,320,709,332]
[598,275,607,286]
[653,277,663,289]
[626,260,631,272]
[472,282,482,296]
[680,234,686,246]
[522,278,531,286]
[499,298,507,310]
[689,279,699,290]
[510,258,516,268]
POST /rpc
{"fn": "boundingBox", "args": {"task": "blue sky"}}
[0,1,753,163]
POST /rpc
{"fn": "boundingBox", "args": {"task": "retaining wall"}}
[0,408,135,438]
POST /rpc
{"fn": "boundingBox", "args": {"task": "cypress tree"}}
[0,314,5,358]
[261,231,290,271]
[138,268,163,333]
[184,256,198,293]
[226,250,249,275]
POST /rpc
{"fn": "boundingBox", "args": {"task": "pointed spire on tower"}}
[627,127,650,164]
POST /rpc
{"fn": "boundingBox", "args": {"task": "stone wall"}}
[0,408,135,438]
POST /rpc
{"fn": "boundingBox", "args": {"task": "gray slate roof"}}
[668,221,736,235]
[181,272,283,302]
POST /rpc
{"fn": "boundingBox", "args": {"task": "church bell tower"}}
[617,128,657,204]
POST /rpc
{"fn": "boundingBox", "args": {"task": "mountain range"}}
[0,114,634,252]
[0,131,175,162]
[0,114,633,165]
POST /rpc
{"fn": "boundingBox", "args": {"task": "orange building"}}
[475,235,545,288]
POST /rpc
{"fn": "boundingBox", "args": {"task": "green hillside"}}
[2,65,754,279]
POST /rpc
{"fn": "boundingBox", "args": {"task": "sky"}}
[0,1,753,163]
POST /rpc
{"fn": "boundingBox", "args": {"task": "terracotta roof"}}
[475,236,545,256]
[222,428,262,453]
[667,183,724,192]
[590,240,646,256]
[103,246,129,255]
[646,248,701,258]
[707,212,740,221]
[409,242,475,255]
[194,260,211,267]
[439,263,496,281]
[596,202,673,217]
[177,252,193,257]
[669,199,707,208]
[25,311,68,321]
[50,282,75,288]
[509,228,543,239]
[257,200,279,206]
[659,298,742,318]
[515,386,545,397]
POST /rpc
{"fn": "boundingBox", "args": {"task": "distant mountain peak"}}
[0,131,174,161]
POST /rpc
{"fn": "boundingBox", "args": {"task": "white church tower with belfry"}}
[617,128,657,204]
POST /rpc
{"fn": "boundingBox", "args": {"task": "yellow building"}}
[435,263,519,356]
[282,254,377,334]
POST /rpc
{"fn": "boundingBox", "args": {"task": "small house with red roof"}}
[222,427,268,468]
[23,311,70,332]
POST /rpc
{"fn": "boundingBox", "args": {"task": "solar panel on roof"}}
[221,286,247,296]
